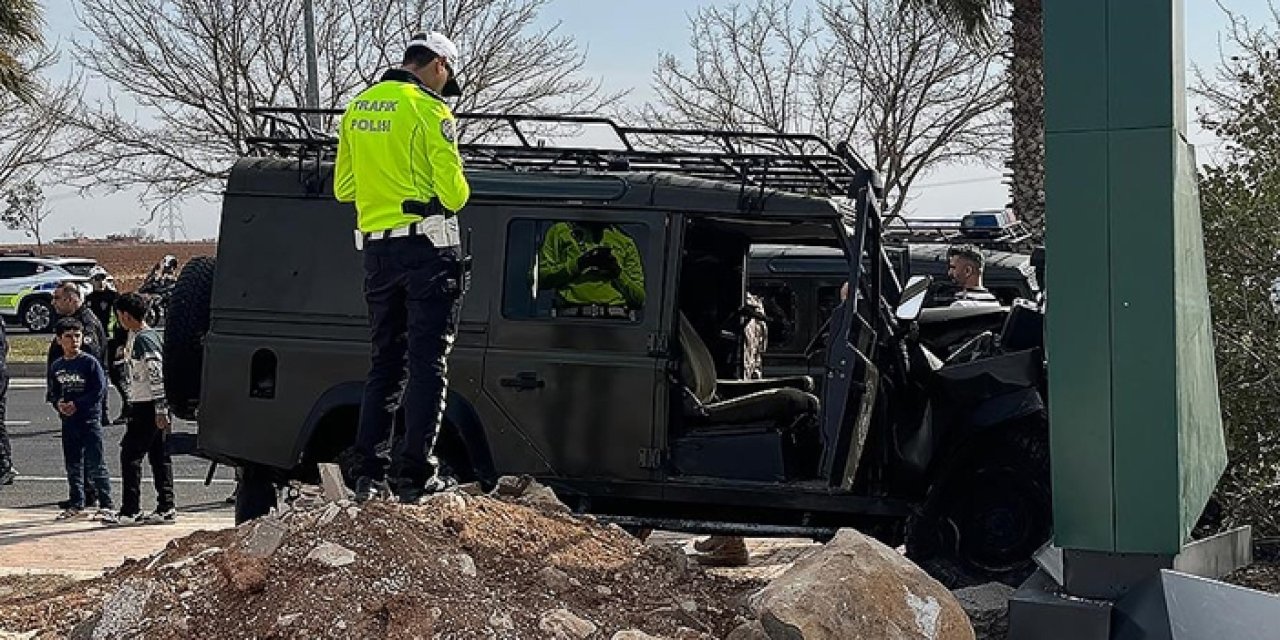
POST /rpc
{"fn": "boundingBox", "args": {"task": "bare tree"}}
[63,0,622,212]
[0,51,99,189]
[2,180,53,253]
[645,0,1006,217]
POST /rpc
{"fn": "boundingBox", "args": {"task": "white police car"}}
[0,253,98,332]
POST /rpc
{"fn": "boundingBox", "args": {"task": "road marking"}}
[2,421,30,426]
[11,476,235,485]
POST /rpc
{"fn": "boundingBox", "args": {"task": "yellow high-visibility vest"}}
[334,69,470,235]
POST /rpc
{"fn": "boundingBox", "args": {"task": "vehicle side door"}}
[480,209,668,482]
[0,260,41,315]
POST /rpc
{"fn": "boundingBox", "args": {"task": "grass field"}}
[6,334,48,364]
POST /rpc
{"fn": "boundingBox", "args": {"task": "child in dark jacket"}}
[48,318,113,520]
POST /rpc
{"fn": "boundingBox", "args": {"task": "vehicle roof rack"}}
[883,211,1036,253]
[246,107,870,198]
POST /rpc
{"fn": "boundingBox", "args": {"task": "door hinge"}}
[638,448,665,469]
[647,332,669,357]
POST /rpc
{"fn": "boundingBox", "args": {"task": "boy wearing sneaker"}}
[48,318,114,520]
[112,293,176,525]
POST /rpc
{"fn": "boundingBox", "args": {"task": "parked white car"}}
[0,253,97,332]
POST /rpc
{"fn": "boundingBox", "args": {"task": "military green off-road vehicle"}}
[166,110,1050,587]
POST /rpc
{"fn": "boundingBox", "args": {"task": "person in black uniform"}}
[85,268,128,424]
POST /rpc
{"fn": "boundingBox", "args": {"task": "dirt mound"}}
[0,490,760,639]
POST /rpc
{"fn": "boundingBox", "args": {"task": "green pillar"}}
[1043,0,1226,554]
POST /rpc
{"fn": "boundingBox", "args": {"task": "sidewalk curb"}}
[7,362,47,379]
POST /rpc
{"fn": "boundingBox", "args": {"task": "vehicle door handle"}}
[500,372,544,391]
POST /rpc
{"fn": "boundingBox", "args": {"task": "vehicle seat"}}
[677,313,819,428]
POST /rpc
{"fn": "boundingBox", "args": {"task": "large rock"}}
[306,542,356,568]
[495,475,572,514]
[952,583,1014,640]
[748,529,975,640]
[92,580,155,640]
[538,608,598,639]
[612,631,664,640]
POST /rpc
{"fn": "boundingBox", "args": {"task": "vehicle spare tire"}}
[164,256,216,421]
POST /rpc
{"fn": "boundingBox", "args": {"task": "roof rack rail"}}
[246,107,870,198]
[883,211,1036,253]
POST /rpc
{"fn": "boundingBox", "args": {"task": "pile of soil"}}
[0,488,761,639]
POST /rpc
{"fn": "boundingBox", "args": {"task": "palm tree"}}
[905,0,1044,241]
[0,0,44,102]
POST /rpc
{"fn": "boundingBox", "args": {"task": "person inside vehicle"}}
[946,244,999,307]
[536,221,645,319]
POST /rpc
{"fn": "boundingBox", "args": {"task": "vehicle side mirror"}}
[896,275,931,322]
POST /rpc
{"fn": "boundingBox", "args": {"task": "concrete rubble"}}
[0,475,993,639]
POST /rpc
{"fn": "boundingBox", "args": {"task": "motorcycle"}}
[138,259,179,327]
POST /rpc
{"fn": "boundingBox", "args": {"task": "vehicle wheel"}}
[20,298,54,333]
[234,463,278,525]
[906,424,1051,589]
[164,257,216,421]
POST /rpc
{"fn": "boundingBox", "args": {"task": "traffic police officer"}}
[335,32,469,504]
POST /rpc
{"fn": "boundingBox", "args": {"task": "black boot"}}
[354,476,391,503]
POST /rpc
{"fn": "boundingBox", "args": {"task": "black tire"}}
[906,421,1052,589]
[163,257,216,421]
[234,463,278,525]
[20,297,54,333]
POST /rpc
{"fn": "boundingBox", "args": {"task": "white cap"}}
[408,32,459,66]
[406,32,462,96]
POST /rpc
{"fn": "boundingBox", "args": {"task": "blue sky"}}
[7,0,1274,243]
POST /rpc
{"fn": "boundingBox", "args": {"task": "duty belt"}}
[553,304,635,320]
[354,199,458,250]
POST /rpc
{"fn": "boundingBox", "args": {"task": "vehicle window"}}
[60,261,96,277]
[748,281,798,348]
[0,261,39,279]
[816,285,843,328]
[504,219,649,322]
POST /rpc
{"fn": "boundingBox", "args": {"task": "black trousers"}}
[0,371,10,473]
[119,402,175,515]
[354,237,463,488]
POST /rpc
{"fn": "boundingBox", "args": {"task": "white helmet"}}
[162,255,178,270]
[89,265,109,280]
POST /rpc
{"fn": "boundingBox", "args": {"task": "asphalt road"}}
[0,379,237,515]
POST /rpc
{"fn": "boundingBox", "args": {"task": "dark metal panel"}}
[1009,570,1113,640]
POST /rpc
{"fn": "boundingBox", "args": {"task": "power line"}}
[913,175,1006,189]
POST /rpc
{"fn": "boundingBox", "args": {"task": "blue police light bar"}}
[961,209,1014,238]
